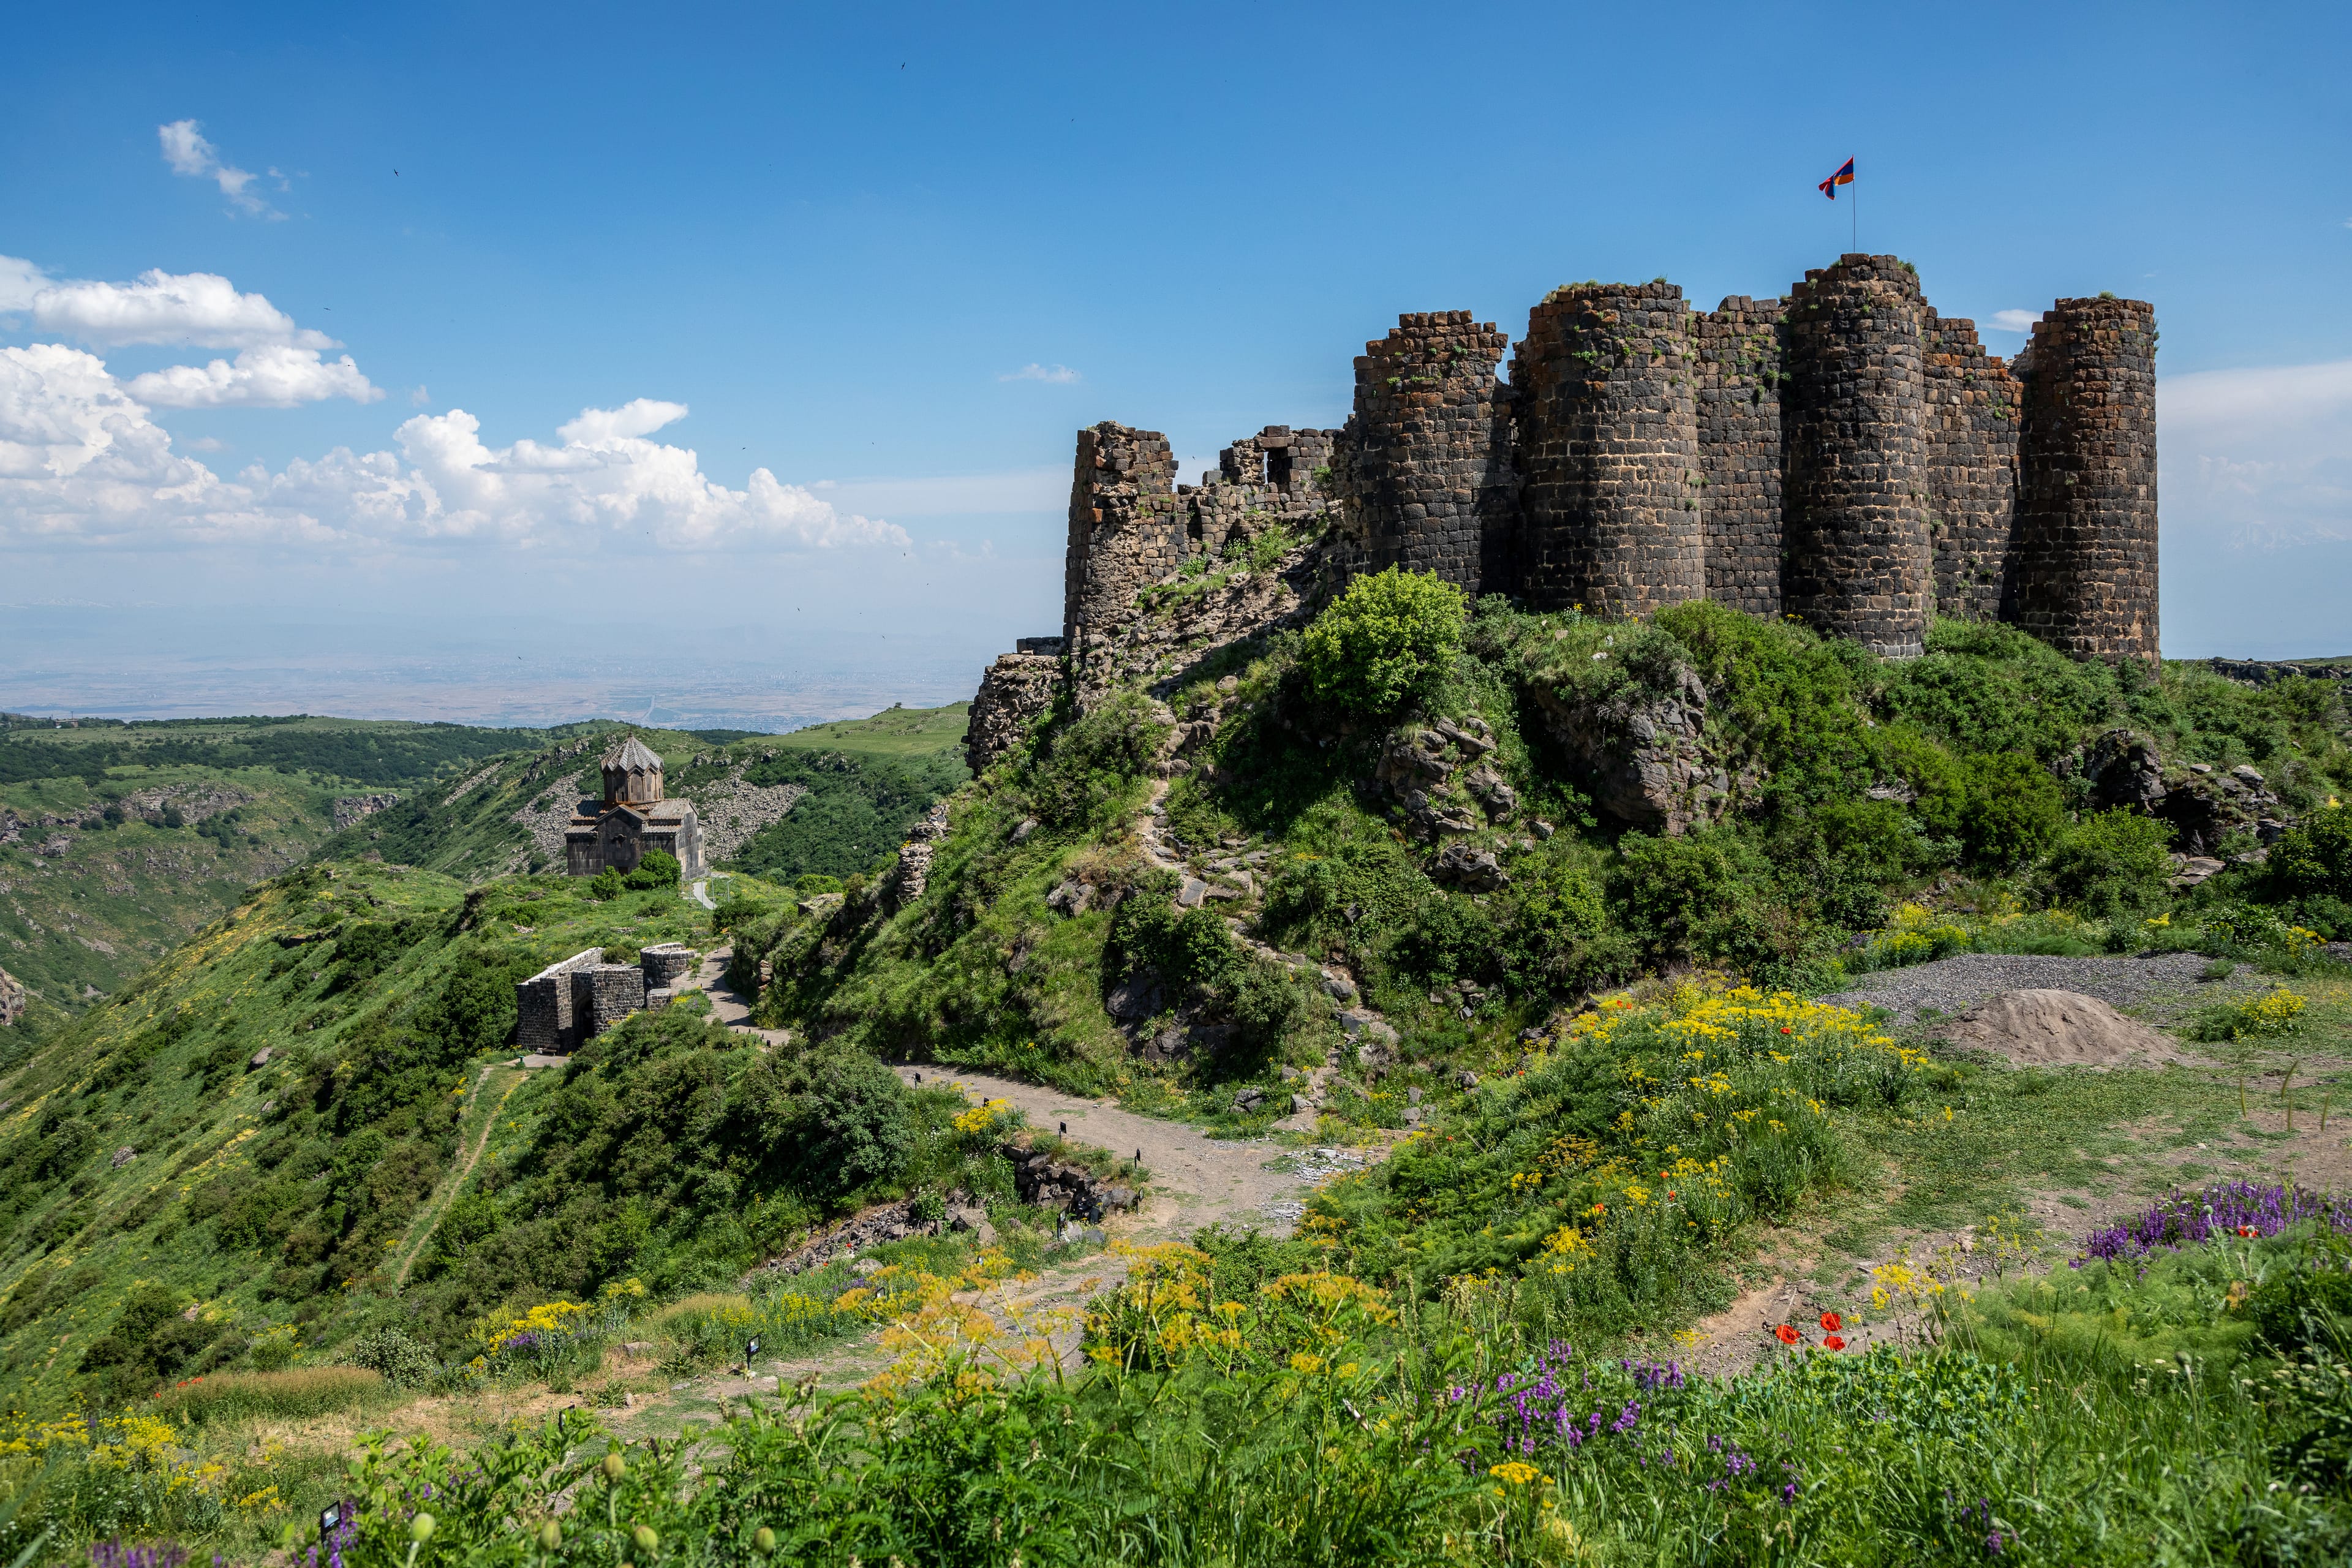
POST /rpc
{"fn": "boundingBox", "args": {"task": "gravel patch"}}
[1819,952,2220,1025]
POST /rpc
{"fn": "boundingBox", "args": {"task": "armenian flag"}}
[1819,157,1855,199]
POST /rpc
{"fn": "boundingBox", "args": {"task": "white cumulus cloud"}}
[0,255,49,314]
[157,120,280,219]
[2162,360,2352,548]
[0,347,906,554]
[1988,309,2041,333]
[125,345,382,409]
[26,266,332,350]
[999,363,1081,383]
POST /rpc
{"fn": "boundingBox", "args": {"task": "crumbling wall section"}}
[1923,311,2022,622]
[2010,297,2160,660]
[1063,423,1182,655]
[1511,281,1706,616]
[517,948,603,1054]
[1338,311,1514,595]
[966,650,1065,773]
[1694,295,1785,617]
[1781,255,1934,658]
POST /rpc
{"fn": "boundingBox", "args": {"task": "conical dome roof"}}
[605,736,663,772]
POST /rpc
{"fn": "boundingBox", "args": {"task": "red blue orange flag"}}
[1819,157,1855,199]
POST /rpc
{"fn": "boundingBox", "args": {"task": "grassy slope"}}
[0,858,792,1413]
[320,703,971,886]
[771,701,971,761]
[0,717,574,1021]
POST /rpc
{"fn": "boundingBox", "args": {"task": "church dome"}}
[601,736,665,806]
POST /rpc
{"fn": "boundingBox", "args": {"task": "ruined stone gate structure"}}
[1052,254,2157,668]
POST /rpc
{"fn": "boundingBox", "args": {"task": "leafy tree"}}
[589,868,626,902]
[1303,567,1466,714]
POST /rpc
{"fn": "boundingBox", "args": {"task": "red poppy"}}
[1774,1324,1801,1346]
[1779,1027,1792,1035]
[1820,1311,1842,1333]
[2237,1225,2259,1238]
[1823,1335,1847,1351]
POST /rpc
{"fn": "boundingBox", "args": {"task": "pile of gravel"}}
[1817,952,2217,1025]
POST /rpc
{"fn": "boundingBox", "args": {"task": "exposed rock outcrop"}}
[1001,1142,1138,1221]
[1523,663,1748,834]
[0,967,24,1027]
[332,792,402,830]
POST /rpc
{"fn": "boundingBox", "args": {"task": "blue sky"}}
[3,0,2348,723]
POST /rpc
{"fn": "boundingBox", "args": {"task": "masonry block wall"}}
[1780,256,1936,658]
[1923,310,2023,622]
[1694,296,1785,617]
[1063,423,1182,652]
[1512,282,1708,616]
[517,948,602,1052]
[572,964,646,1040]
[1338,311,1515,595]
[1039,257,2157,676]
[2008,297,2160,660]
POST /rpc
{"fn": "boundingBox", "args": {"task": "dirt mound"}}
[1932,989,2184,1068]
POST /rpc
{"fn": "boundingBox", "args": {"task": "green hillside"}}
[0,715,570,1024]
[323,705,971,888]
[9,591,2352,1562]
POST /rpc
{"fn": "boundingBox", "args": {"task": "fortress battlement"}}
[1058,255,2157,665]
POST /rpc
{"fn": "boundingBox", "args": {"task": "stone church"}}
[565,737,706,878]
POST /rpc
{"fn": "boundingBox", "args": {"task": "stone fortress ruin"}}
[989,254,2156,744]
[565,736,706,880]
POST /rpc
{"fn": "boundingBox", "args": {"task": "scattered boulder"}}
[1930,989,2184,1069]
[0,967,23,1027]
[1232,1086,1268,1114]
[111,1146,136,1167]
[247,1047,273,1071]
[1433,840,1510,892]
[946,1204,998,1248]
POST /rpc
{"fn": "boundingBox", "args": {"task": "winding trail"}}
[893,1064,1374,1241]
[392,1063,525,1287]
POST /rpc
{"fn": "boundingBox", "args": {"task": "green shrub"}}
[1959,752,2066,869]
[2041,809,2174,921]
[588,868,625,901]
[1025,691,1164,831]
[341,1324,442,1387]
[1302,567,1466,714]
[2273,806,2352,901]
[623,849,682,891]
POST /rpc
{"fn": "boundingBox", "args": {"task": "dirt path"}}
[699,944,791,1047]
[393,1064,524,1287]
[895,1063,1363,1240]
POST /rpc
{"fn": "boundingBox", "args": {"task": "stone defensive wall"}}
[515,941,699,1055]
[1015,252,2155,704]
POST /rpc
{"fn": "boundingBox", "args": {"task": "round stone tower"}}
[1341,311,1513,595]
[601,736,664,807]
[1782,255,1934,658]
[1510,281,1706,616]
[2010,296,2159,661]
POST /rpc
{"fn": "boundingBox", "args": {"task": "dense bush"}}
[2040,809,2174,921]
[622,848,682,891]
[1959,752,2066,869]
[1302,567,1466,714]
